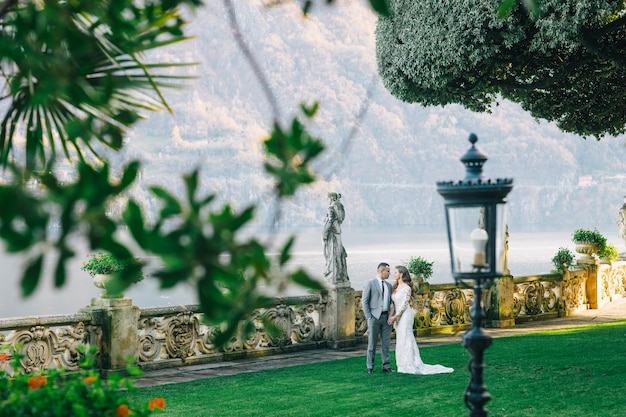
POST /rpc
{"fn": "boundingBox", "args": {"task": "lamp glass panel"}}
[447,205,489,275]
[446,203,508,277]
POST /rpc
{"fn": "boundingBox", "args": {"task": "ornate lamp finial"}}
[460,133,488,183]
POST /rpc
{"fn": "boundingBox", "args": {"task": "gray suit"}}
[361,277,392,371]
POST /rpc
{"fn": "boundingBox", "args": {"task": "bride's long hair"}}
[393,265,416,303]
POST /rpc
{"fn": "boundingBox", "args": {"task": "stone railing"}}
[512,273,567,322]
[137,294,327,370]
[0,312,101,374]
[0,294,328,374]
[596,261,626,306]
[1,260,624,375]
[355,284,475,338]
[354,261,626,337]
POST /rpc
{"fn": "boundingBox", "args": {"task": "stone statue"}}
[618,195,626,252]
[503,224,510,276]
[323,192,349,284]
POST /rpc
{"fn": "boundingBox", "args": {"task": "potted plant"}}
[571,228,607,250]
[82,252,144,296]
[598,243,619,262]
[404,256,434,282]
[571,228,607,263]
[551,247,574,271]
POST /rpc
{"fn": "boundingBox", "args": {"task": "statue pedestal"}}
[90,297,140,370]
[582,262,600,309]
[488,276,516,328]
[322,285,359,349]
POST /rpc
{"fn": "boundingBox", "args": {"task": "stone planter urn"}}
[415,281,430,295]
[93,274,123,298]
[574,242,599,264]
[410,273,427,283]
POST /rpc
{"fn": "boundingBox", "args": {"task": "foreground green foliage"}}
[0,0,201,169]
[0,346,164,417]
[376,0,626,138]
[0,0,328,345]
[131,321,626,416]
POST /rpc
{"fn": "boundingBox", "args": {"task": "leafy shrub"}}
[0,345,164,417]
[598,243,619,261]
[404,256,433,280]
[81,252,144,282]
[571,228,607,252]
[551,247,574,270]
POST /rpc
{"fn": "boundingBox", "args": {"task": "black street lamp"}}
[436,133,513,417]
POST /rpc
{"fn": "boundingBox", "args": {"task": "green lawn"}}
[130,321,626,416]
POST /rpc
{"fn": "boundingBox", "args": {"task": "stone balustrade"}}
[136,294,327,370]
[0,312,101,374]
[355,260,624,338]
[0,294,328,373]
[1,260,624,375]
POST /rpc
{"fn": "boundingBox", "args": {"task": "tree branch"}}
[222,0,281,122]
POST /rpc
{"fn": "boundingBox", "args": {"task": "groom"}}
[361,262,393,373]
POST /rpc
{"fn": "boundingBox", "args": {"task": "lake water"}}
[2,224,622,319]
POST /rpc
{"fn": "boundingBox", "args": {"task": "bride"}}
[388,265,454,375]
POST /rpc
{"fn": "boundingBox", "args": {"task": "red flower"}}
[149,398,166,411]
[0,352,9,361]
[117,404,130,417]
[27,376,47,389]
[83,376,98,384]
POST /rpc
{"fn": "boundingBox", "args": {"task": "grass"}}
[130,321,626,416]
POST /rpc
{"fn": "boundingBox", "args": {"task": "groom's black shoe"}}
[382,368,394,373]
[367,369,373,374]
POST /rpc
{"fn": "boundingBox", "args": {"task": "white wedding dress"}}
[392,286,454,375]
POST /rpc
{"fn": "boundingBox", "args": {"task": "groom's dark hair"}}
[377,262,389,271]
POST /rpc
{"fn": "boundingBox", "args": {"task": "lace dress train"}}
[392,286,454,375]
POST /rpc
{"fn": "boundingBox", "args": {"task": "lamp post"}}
[436,133,513,417]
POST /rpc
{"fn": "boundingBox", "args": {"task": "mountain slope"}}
[122,0,626,230]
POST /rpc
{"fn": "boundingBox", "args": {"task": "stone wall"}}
[136,294,328,370]
[1,261,624,374]
[355,261,625,338]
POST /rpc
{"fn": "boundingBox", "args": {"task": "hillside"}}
[118,0,626,230]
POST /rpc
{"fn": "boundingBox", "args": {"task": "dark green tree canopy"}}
[376,0,626,139]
